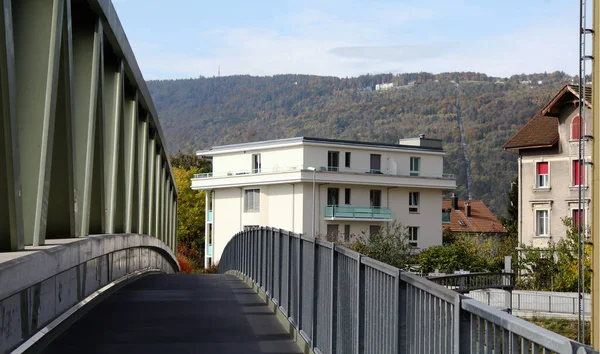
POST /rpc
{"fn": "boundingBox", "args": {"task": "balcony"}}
[207,244,213,256]
[208,210,213,222]
[191,165,456,191]
[325,205,393,221]
[192,165,455,180]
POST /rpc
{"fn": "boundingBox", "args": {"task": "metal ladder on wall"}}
[579,0,593,343]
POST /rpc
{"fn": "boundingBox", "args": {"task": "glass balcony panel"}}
[208,210,213,222]
[207,244,213,256]
[324,205,392,220]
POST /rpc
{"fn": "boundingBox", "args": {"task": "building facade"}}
[191,137,456,266]
[504,85,591,248]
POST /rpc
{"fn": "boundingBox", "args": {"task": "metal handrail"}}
[427,272,516,293]
[218,227,596,354]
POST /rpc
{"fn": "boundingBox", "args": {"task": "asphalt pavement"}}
[42,274,302,354]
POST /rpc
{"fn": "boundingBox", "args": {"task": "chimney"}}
[465,202,471,217]
[452,193,459,210]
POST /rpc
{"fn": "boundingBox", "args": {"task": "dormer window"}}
[571,115,584,140]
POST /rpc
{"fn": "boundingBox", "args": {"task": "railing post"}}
[454,295,470,354]
[311,238,318,349]
[330,243,338,354]
[356,254,365,354]
[297,233,303,332]
[397,270,406,352]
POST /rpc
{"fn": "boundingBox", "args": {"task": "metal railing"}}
[428,272,515,293]
[324,205,393,220]
[193,166,456,180]
[219,227,597,354]
[469,289,592,316]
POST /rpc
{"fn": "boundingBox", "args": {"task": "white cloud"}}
[128,3,580,80]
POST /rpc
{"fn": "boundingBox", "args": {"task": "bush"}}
[177,255,194,273]
[201,264,219,274]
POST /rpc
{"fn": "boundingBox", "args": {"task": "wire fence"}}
[219,227,597,354]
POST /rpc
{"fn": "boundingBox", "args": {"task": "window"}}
[410,157,420,176]
[408,226,418,247]
[536,210,548,236]
[252,154,261,173]
[442,210,451,224]
[369,225,380,237]
[344,188,351,205]
[409,192,420,213]
[327,224,339,240]
[370,154,381,173]
[328,151,339,171]
[345,152,351,168]
[344,225,351,242]
[244,189,260,212]
[536,162,548,188]
[370,190,382,207]
[571,115,583,140]
[573,160,584,186]
[327,188,340,206]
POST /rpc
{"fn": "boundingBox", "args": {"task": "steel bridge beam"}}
[0,0,177,252]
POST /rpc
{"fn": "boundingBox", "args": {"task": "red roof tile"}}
[442,200,507,234]
[502,115,558,150]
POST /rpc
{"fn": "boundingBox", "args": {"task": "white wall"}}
[212,146,304,175]
[213,188,242,263]
[303,144,443,177]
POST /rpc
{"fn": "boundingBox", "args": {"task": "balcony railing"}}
[325,205,392,220]
[193,165,455,179]
[207,244,213,256]
[207,210,213,222]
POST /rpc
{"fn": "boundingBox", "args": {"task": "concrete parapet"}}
[0,234,178,353]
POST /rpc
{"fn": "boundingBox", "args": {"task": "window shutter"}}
[537,162,548,175]
[572,116,581,140]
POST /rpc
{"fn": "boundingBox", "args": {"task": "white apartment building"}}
[191,136,456,266]
[504,85,592,249]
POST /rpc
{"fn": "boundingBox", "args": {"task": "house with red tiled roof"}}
[442,195,507,237]
[503,84,591,249]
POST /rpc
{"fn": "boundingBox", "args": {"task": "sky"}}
[112,0,586,80]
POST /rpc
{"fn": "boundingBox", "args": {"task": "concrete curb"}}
[11,269,162,354]
[226,270,314,354]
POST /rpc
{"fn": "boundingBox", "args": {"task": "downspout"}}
[239,187,243,230]
[518,153,523,249]
[289,183,295,232]
[386,186,399,227]
[205,190,209,268]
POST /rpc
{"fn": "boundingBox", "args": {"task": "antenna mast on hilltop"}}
[218,65,221,77]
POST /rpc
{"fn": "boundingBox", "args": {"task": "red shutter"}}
[573,210,582,228]
[537,162,548,175]
[572,116,581,140]
[573,160,584,185]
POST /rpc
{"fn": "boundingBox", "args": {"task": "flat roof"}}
[197,136,445,155]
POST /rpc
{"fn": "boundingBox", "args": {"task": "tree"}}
[171,153,212,270]
[517,217,591,292]
[344,221,415,269]
[500,176,518,236]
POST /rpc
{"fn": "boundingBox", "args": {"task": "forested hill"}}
[148,71,574,217]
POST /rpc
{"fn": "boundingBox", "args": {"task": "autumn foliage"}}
[177,255,194,274]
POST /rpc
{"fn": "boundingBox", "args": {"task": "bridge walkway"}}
[43,274,302,354]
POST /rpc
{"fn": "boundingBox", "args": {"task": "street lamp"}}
[307,167,316,237]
